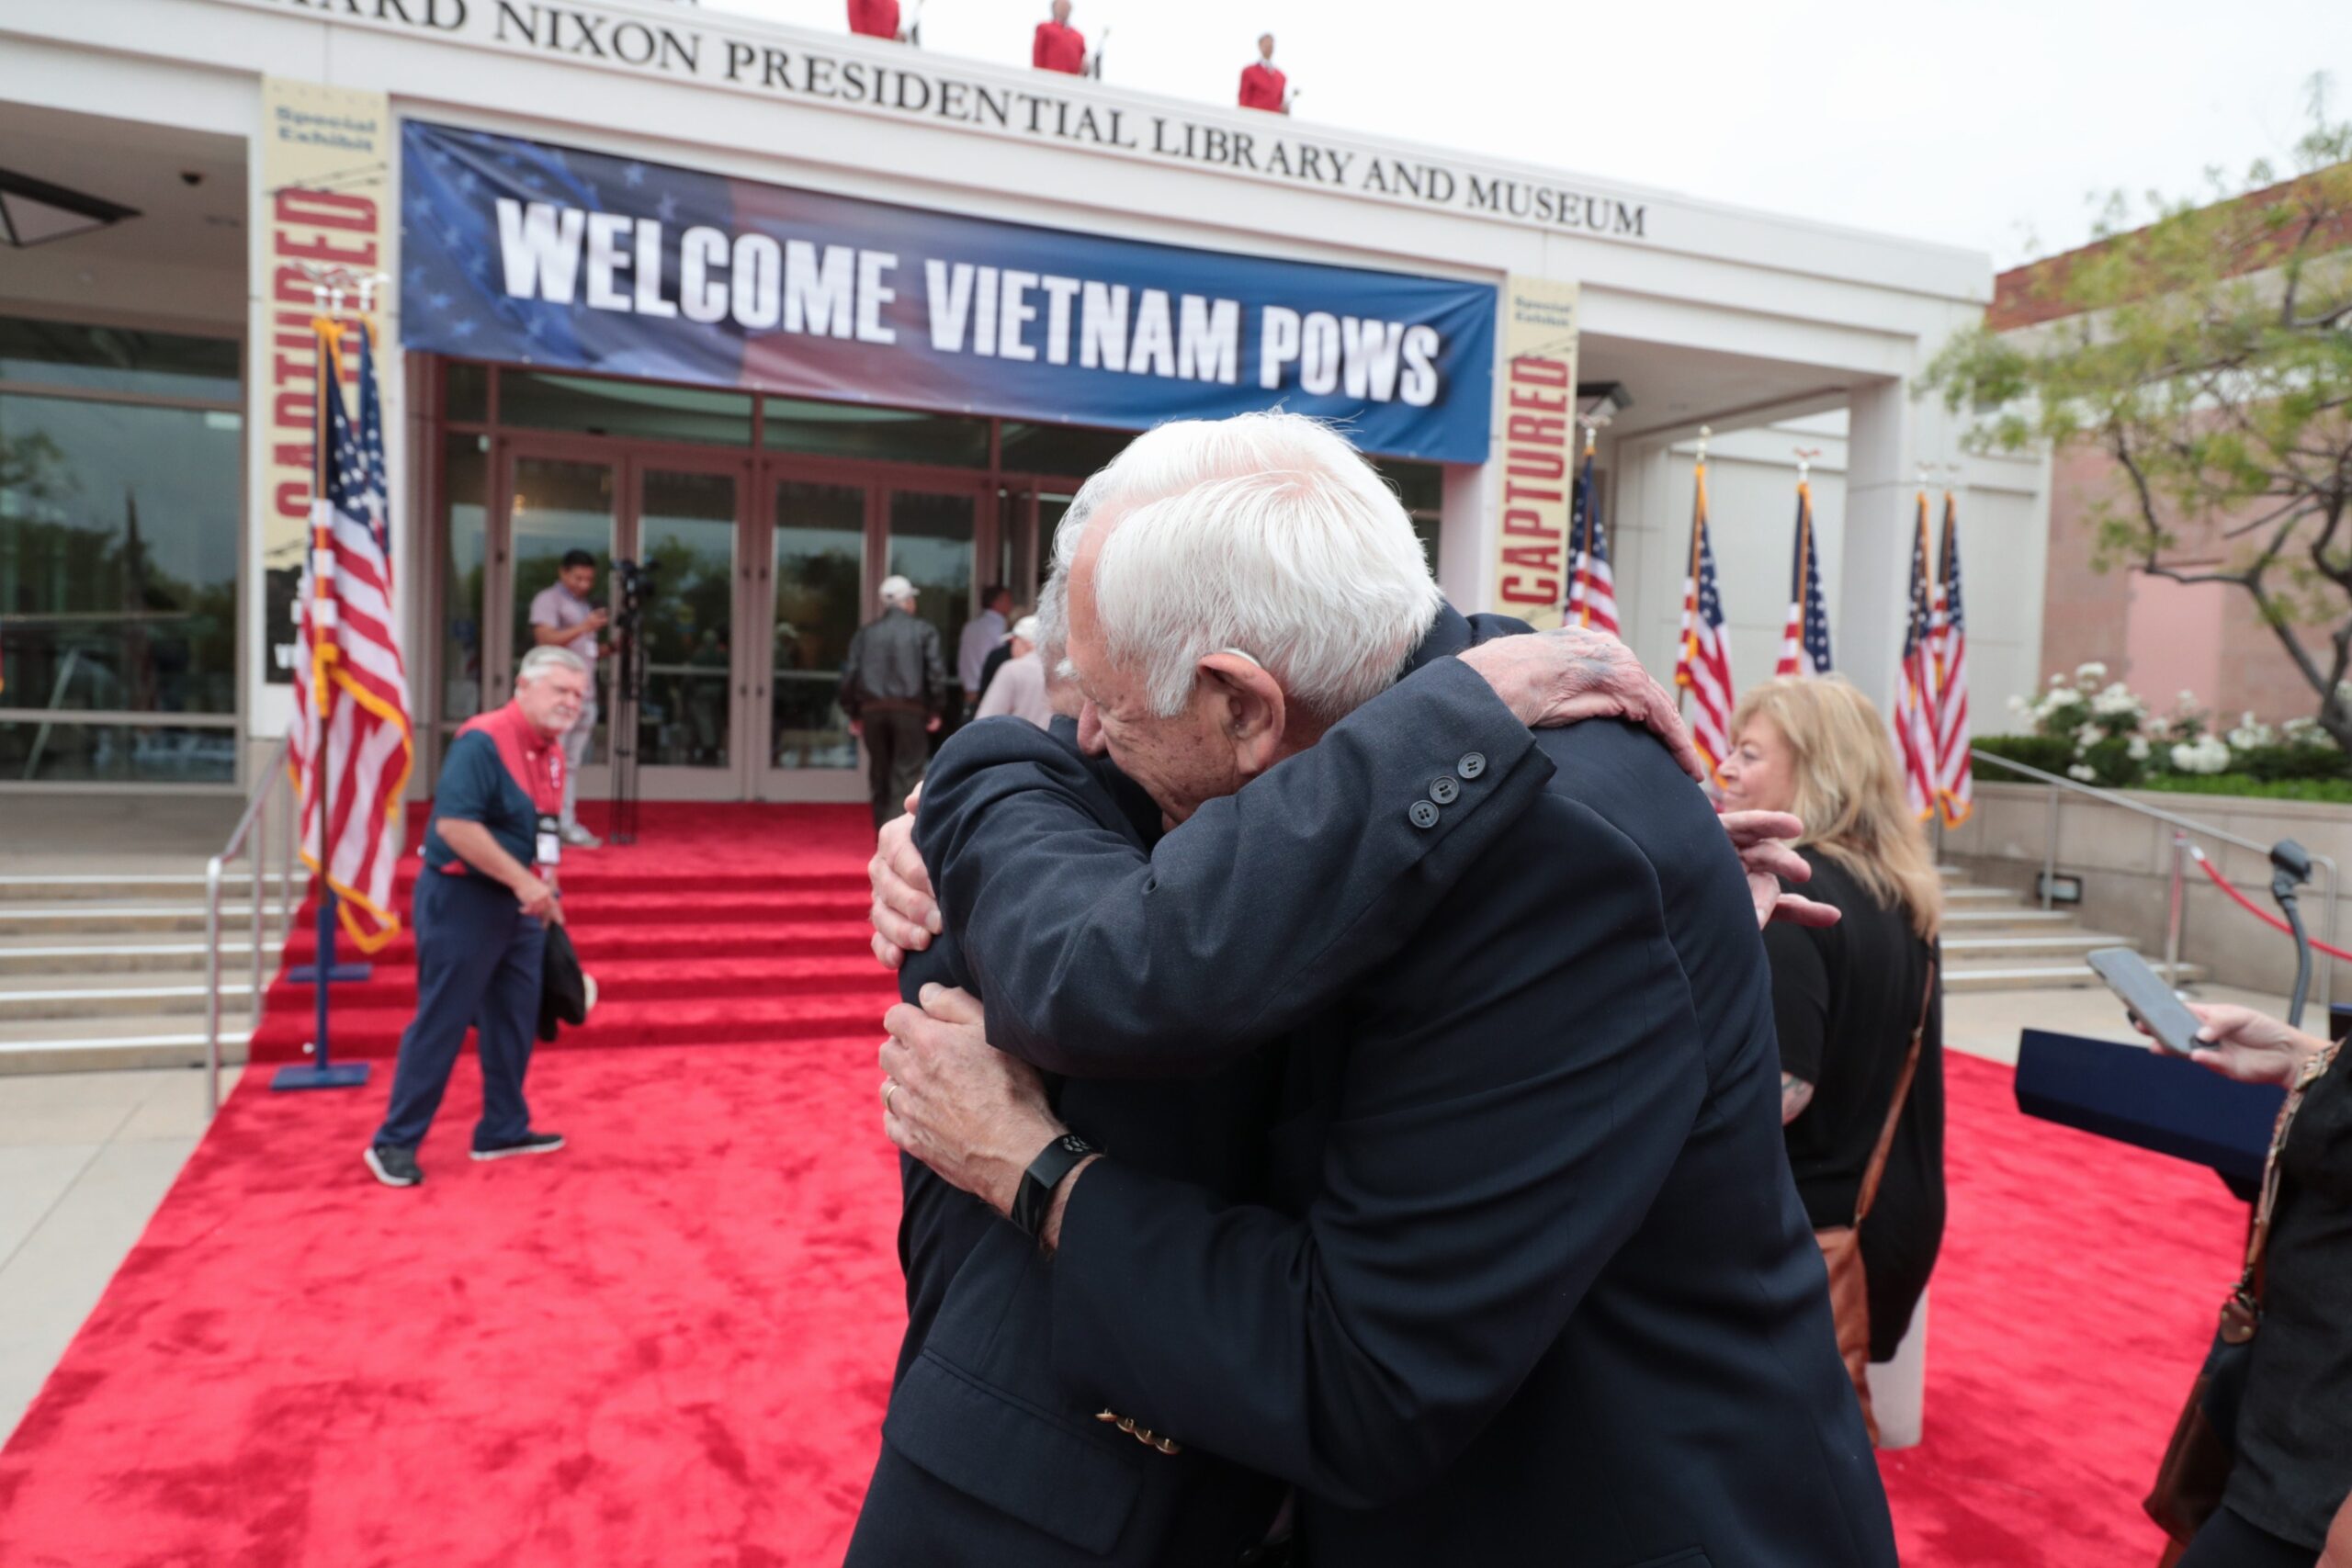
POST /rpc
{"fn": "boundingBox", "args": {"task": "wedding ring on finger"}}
[882,1078,899,1114]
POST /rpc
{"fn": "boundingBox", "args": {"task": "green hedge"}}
[2129,773,2352,803]
[1971,734,2352,802]
[1972,735,2075,783]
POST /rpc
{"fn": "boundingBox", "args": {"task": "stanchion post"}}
[2165,832,2187,987]
[2041,786,2058,911]
[205,853,223,1120]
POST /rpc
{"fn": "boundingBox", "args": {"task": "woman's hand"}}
[2321,1486,2352,1568]
[1457,627,1705,783]
[2136,1002,2326,1088]
[1718,809,1839,931]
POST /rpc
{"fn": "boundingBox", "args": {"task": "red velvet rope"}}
[2188,845,2352,963]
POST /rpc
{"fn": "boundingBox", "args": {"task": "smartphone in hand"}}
[2086,947,2204,1057]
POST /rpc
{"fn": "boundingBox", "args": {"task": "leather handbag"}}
[1813,959,1938,1447]
[2143,1042,2337,1545]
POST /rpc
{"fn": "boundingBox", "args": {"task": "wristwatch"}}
[1012,1132,1101,1244]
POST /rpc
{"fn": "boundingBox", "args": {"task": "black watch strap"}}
[1012,1133,1101,1242]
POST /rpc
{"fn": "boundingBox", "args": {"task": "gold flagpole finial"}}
[1694,425,1712,468]
[1793,446,1821,487]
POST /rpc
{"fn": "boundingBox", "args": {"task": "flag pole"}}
[1574,423,1597,629]
[277,276,371,1091]
[1678,427,1710,719]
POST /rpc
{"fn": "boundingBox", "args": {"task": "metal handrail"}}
[1969,747,2339,1014]
[204,737,294,1119]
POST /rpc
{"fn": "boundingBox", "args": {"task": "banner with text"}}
[401,120,1497,462]
[1488,276,1580,630]
[252,77,395,706]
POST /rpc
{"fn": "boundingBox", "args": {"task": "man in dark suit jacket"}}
[872,414,1896,1567]
[854,621,1710,1564]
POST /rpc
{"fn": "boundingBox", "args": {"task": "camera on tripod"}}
[605,557,660,848]
[612,557,660,631]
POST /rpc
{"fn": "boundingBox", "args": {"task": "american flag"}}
[1931,490,1973,825]
[1893,490,1941,820]
[1675,457,1735,781]
[1565,434,1621,637]
[289,321,414,953]
[1775,479,1833,676]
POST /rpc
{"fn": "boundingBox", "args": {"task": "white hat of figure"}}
[879,574,917,605]
[1011,615,1041,644]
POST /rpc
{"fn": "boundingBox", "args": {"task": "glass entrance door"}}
[494,449,617,799]
[752,476,868,801]
[622,461,747,800]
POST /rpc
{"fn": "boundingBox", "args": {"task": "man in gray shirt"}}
[526,549,607,849]
[841,574,946,829]
[957,583,1013,716]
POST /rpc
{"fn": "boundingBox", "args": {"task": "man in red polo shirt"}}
[1239,33,1289,112]
[848,0,905,40]
[1033,0,1085,73]
[364,646,585,1189]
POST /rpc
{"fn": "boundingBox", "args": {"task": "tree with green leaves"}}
[1930,76,2352,754]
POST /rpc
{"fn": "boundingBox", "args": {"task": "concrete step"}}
[1946,960,2209,994]
[1940,931,2132,962]
[1940,885,2025,904]
[0,872,249,903]
[0,940,261,978]
[1941,907,2079,931]
[0,904,286,936]
[0,976,257,1022]
[0,1014,252,1075]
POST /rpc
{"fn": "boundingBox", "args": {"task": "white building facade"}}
[0,0,2044,801]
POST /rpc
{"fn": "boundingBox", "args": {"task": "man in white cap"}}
[839,574,947,829]
[972,614,1053,729]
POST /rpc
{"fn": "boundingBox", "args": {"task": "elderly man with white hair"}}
[840,572,949,829]
[846,412,1891,1568]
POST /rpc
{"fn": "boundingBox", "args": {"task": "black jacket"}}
[846,626,1554,1566]
[840,607,948,718]
[536,920,588,1043]
[865,607,1895,1568]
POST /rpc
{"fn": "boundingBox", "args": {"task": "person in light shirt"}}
[973,615,1053,729]
[958,583,1013,718]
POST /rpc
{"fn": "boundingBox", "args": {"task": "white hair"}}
[1035,570,1072,679]
[1010,615,1042,644]
[878,574,917,607]
[1058,413,1441,723]
[516,645,589,684]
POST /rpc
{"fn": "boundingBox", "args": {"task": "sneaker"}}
[471,1130,566,1161]
[365,1144,423,1188]
[560,825,604,849]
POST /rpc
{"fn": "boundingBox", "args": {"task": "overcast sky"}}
[728,0,2350,269]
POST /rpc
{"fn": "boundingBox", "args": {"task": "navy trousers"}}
[373,869,543,1152]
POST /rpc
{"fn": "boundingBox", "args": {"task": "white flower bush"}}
[2170,736,2233,774]
[1996,667,2347,789]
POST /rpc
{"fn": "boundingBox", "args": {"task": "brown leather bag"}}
[1812,960,1937,1447]
[2143,1041,2337,1547]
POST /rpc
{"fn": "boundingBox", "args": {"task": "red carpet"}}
[0,805,2256,1564]
[248,804,889,1063]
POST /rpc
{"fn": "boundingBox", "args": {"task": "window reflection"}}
[0,394,241,716]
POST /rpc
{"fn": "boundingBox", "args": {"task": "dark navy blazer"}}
[858,608,1897,1567]
[847,622,1555,1566]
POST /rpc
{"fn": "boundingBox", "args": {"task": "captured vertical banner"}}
[1490,276,1580,629]
[249,77,395,729]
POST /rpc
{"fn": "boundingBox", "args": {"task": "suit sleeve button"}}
[1408,799,1440,830]
[1429,775,1461,806]
[1457,751,1487,780]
